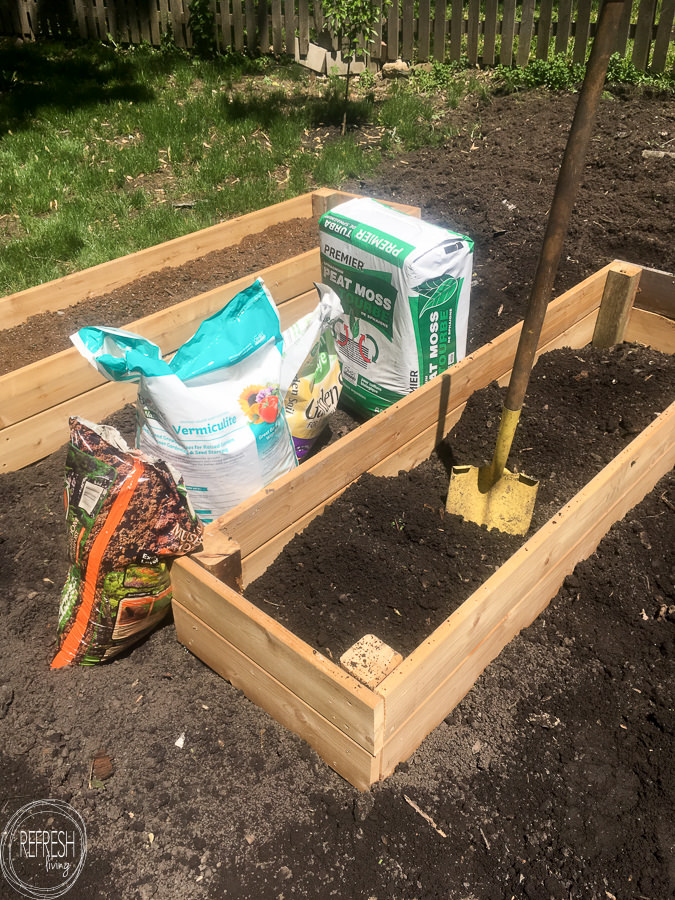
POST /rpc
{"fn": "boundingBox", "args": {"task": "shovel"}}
[446,0,627,536]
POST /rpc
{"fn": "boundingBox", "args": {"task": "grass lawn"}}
[0,39,671,296]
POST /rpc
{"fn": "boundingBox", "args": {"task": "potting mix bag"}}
[280,283,343,461]
[319,197,474,417]
[71,279,297,522]
[52,417,203,668]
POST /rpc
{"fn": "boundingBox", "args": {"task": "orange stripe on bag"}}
[51,461,144,670]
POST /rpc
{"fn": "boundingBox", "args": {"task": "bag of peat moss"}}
[280,283,343,461]
[319,197,473,417]
[51,418,203,668]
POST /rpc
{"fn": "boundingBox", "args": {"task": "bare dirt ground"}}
[0,86,673,900]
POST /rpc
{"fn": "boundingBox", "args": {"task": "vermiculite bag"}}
[72,279,297,523]
[319,198,473,417]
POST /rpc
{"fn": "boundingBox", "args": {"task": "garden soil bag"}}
[319,197,473,417]
[52,418,203,668]
[72,279,297,523]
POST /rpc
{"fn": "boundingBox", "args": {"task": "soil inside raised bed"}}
[0,87,673,900]
[245,343,674,660]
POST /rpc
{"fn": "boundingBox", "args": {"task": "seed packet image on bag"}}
[51,417,203,669]
[280,283,343,461]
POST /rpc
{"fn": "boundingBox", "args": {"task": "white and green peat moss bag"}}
[72,279,296,523]
[319,198,473,417]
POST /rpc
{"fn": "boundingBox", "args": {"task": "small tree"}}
[321,0,391,135]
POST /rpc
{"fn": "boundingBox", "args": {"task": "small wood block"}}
[340,634,403,689]
[294,38,327,73]
[190,530,242,591]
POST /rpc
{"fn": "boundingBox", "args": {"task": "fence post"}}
[632,0,658,70]
[652,0,675,72]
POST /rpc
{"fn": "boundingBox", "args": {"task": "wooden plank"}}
[171,559,384,755]
[172,0,186,47]
[0,252,321,433]
[573,0,593,64]
[651,0,675,72]
[0,380,138,476]
[632,0,657,70]
[482,0,498,65]
[614,0,632,57]
[128,0,141,43]
[449,0,462,62]
[402,0,414,60]
[417,0,431,61]
[387,0,400,60]
[500,0,516,66]
[310,187,422,220]
[149,0,162,45]
[257,0,269,51]
[173,602,379,790]
[378,402,675,760]
[215,265,610,558]
[592,262,642,348]
[232,0,245,50]
[554,0,572,56]
[283,0,294,55]
[245,0,256,50]
[0,193,315,330]
[433,0,446,62]
[466,0,480,65]
[535,0,553,60]
[158,0,170,36]
[516,0,536,67]
[217,0,232,49]
[371,0,384,59]
[93,0,108,40]
[634,265,675,319]
[297,0,308,55]
[271,0,283,54]
[625,308,675,354]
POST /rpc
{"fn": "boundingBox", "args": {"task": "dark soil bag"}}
[52,418,203,668]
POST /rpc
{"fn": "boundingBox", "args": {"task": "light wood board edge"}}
[1,252,321,430]
[173,601,379,791]
[170,556,384,755]
[625,307,675,354]
[0,193,317,331]
[311,187,422,220]
[377,402,675,761]
[208,263,611,557]
[634,265,675,320]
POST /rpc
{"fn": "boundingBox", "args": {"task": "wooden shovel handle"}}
[504,0,628,413]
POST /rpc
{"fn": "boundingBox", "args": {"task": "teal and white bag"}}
[72,279,297,523]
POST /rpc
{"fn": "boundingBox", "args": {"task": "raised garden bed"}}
[170,261,674,790]
[1,193,671,794]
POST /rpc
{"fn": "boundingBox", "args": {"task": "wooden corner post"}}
[592,261,643,348]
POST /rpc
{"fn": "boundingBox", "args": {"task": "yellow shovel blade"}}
[446,464,539,536]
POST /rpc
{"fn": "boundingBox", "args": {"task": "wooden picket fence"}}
[0,0,673,72]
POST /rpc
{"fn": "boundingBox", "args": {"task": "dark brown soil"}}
[246,344,674,661]
[0,87,673,900]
